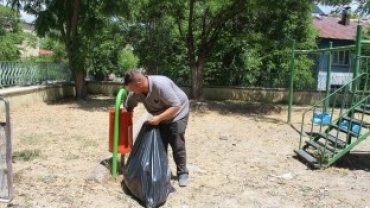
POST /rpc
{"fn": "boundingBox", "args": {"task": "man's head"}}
[124,68,148,94]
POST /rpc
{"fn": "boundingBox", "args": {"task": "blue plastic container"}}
[312,112,331,125]
[340,121,361,134]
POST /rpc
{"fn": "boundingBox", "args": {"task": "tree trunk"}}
[190,61,204,100]
[73,70,87,99]
[66,0,86,99]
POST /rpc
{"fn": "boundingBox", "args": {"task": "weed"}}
[313,149,332,166]
[13,149,41,161]
[38,175,57,184]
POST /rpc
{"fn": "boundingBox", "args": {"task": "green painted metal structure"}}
[292,25,370,168]
[324,42,333,113]
[287,40,295,124]
[111,88,128,179]
[0,62,70,87]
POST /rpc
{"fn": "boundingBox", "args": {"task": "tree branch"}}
[176,8,183,39]
[186,0,195,63]
[70,0,81,42]
[200,0,246,57]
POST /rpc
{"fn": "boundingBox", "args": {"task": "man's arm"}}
[126,107,134,112]
[147,106,181,125]
[124,92,138,112]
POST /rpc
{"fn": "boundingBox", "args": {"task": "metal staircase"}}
[295,73,370,169]
[292,24,370,169]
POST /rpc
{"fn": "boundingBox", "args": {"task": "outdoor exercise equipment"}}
[293,25,370,169]
[108,108,132,154]
[109,88,133,179]
[0,97,13,202]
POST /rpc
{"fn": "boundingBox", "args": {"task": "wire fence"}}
[0,62,71,88]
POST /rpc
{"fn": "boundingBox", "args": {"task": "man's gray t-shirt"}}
[125,75,189,123]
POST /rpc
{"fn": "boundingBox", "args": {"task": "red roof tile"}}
[39,49,53,55]
[313,16,368,41]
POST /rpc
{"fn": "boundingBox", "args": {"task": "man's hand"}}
[147,106,181,125]
[147,116,161,125]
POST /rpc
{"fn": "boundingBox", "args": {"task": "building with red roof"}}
[311,8,369,90]
[313,15,368,43]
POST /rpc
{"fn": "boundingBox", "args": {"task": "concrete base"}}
[0,82,75,112]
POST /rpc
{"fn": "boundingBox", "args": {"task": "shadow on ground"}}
[45,97,288,124]
[190,100,283,115]
[190,100,287,124]
[45,95,116,112]
[334,151,370,171]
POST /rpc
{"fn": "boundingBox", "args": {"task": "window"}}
[332,50,350,65]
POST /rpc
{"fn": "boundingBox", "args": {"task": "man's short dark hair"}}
[123,68,147,85]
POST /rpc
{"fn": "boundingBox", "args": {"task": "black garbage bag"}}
[123,123,172,208]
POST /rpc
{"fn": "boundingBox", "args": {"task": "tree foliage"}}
[7,0,89,98]
[7,0,356,99]
[118,45,139,76]
[123,0,318,97]
[80,12,134,81]
[22,37,66,63]
[318,0,370,17]
[0,5,35,61]
[8,0,132,99]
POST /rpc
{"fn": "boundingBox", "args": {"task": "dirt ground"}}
[2,96,370,208]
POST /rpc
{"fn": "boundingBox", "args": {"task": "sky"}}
[318,2,359,15]
[319,4,335,14]
[0,1,35,23]
[20,10,35,23]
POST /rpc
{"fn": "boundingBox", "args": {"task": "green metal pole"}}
[324,42,333,112]
[352,25,362,98]
[295,45,356,54]
[112,88,128,179]
[288,39,295,124]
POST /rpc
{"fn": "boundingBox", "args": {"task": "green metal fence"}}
[0,62,71,88]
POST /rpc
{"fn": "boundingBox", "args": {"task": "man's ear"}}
[136,80,143,88]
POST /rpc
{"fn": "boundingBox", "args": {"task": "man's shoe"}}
[178,174,188,187]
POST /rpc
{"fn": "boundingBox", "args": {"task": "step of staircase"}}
[294,149,317,164]
[318,132,346,149]
[317,132,346,148]
[354,107,370,115]
[329,124,359,137]
[342,116,370,128]
[359,104,370,109]
[306,140,335,152]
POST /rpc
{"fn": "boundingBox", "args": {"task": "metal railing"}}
[299,72,370,150]
[0,62,71,88]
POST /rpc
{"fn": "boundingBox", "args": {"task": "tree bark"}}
[67,0,86,99]
[73,70,87,99]
[190,55,205,100]
[190,65,201,99]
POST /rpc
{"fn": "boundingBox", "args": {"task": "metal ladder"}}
[295,73,370,168]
